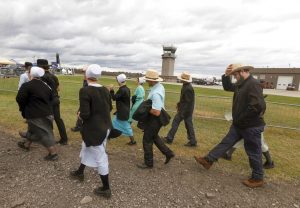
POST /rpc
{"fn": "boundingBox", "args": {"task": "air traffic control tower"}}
[161,45,177,82]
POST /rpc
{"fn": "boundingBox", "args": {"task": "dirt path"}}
[0,131,299,208]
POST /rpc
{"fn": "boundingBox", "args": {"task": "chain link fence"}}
[0,77,299,130]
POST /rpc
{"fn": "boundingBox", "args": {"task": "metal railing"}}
[0,78,299,130]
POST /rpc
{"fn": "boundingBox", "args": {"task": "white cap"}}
[86,64,102,80]
[30,66,45,78]
[138,77,145,84]
[116,73,126,83]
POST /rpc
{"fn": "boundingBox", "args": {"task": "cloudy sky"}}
[1,0,300,76]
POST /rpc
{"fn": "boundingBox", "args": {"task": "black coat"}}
[177,82,195,118]
[42,71,60,105]
[16,79,53,119]
[222,74,266,129]
[79,86,113,147]
[110,85,131,121]
[133,99,171,129]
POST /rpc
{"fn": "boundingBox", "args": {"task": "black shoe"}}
[19,131,28,139]
[44,153,59,161]
[56,140,68,145]
[263,161,275,169]
[70,170,84,181]
[126,141,137,145]
[17,141,30,151]
[162,137,172,144]
[221,153,232,161]
[94,187,111,198]
[136,163,153,169]
[165,153,175,164]
[71,127,80,132]
[184,142,197,147]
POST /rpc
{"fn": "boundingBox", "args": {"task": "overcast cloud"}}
[1,0,300,76]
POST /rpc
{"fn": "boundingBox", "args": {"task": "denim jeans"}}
[207,125,264,180]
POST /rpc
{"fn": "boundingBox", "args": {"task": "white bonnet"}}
[30,66,45,78]
[86,64,102,80]
[116,73,126,83]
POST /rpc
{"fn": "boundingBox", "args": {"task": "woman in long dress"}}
[109,74,137,145]
[16,66,58,161]
[128,77,145,123]
[70,64,113,198]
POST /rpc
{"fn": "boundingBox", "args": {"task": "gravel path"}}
[0,132,299,208]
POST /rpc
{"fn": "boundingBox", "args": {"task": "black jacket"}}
[222,74,266,129]
[80,86,113,147]
[110,85,131,121]
[16,79,53,119]
[177,82,195,118]
[133,99,171,129]
[42,71,60,105]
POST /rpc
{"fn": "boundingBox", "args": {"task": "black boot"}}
[222,147,236,161]
[94,174,111,198]
[70,164,85,181]
[263,151,274,169]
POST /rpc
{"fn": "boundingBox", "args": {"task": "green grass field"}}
[0,75,299,181]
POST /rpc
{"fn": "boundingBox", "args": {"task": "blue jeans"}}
[207,125,264,180]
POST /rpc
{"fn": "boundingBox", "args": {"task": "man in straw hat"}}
[162,71,197,147]
[194,64,266,188]
[38,59,69,145]
[137,69,174,169]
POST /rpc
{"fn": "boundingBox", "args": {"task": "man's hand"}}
[150,109,161,117]
[107,84,114,91]
[225,64,233,76]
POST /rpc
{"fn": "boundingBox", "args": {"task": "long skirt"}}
[112,116,133,137]
[27,116,55,148]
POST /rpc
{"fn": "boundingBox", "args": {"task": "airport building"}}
[252,68,300,91]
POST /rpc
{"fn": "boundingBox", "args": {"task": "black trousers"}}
[143,116,173,167]
[53,103,68,142]
[166,113,197,144]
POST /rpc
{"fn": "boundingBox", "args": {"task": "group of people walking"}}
[16,61,274,198]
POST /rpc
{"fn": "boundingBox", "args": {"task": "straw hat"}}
[177,71,192,82]
[226,64,254,75]
[143,69,163,82]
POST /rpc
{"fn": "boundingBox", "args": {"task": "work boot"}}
[184,141,197,147]
[44,153,59,161]
[194,156,213,170]
[93,187,111,198]
[242,178,264,188]
[136,163,153,169]
[262,151,275,169]
[70,170,84,182]
[165,153,175,164]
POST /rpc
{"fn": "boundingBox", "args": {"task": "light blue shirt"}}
[18,72,30,90]
[147,82,165,110]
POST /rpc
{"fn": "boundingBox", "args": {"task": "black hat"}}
[24,62,33,68]
[37,59,50,67]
